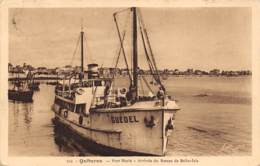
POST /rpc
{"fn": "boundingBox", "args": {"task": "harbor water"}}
[8,76,251,156]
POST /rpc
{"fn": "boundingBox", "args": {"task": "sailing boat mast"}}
[132,7,138,101]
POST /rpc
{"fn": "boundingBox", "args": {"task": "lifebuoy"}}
[64,111,68,118]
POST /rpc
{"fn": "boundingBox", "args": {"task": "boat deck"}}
[93,100,180,112]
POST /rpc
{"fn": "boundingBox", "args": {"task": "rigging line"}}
[143,28,161,81]
[113,10,130,69]
[137,10,159,73]
[113,13,132,83]
[137,12,154,70]
[139,76,145,96]
[115,9,131,68]
[111,12,129,76]
[137,11,160,86]
[109,32,126,97]
[137,9,159,71]
[109,31,127,99]
[141,75,154,95]
[137,9,165,91]
[83,34,94,63]
[111,31,126,69]
[109,9,132,101]
[112,9,131,69]
[113,7,132,16]
[108,12,130,105]
[137,14,157,76]
[114,31,126,69]
[83,38,89,65]
[110,10,131,93]
[137,14,157,74]
[70,33,81,66]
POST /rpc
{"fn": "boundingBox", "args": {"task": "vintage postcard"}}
[0,0,260,166]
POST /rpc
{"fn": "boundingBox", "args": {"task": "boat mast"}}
[132,7,138,101]
[81,29,84,73]
[79,25,84,82]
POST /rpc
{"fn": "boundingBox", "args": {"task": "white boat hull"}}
[52,102,178,156]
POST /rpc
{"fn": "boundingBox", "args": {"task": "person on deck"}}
[157,87,164,99]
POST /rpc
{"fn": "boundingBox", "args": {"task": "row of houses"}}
[8,63,252,77]
[100,68,252,77]
[160,69,252,76]
[8,63,82,75]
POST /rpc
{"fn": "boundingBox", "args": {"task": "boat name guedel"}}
[111,116,139,123]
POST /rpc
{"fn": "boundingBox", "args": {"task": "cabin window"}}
[55,97,75,112]
[94,80,102,86]
[75,104,86,114]
[83,81,93,87]
[67,103,74,112]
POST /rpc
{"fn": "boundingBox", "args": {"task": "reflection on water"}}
[52,120,96,156]
[9,77,252,156]
[9,101,33,132]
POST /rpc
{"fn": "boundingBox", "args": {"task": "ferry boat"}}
[52,7,180,156]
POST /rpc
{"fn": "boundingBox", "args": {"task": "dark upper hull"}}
[8,89,34,102]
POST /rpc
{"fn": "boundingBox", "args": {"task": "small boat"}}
[8,89,34,102]
[52,7,180,156]
[8,80,34,102]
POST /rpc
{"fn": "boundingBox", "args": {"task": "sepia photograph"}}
[7,6,252,158]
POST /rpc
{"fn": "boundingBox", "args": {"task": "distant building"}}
[209,69,220,76]
[37,67,48,74]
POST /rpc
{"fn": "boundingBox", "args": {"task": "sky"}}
[9,7,251,71]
